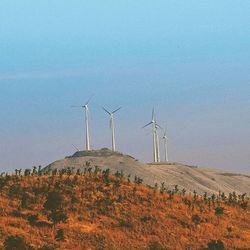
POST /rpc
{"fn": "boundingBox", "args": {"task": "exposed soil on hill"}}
[44,149,250,195]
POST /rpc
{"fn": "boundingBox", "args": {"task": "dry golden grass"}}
[0,172,250,250]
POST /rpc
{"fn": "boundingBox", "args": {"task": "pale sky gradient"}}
[0,1,249,174]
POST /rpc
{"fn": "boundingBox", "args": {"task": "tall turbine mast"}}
[84,103,90,151]
[71,96,93,151]
[103,107,121,152]
[155,124,161,163]
[143,109,158,163]
[163,128,169,162]
[154,112,162,163]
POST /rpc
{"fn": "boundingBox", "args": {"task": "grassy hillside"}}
[0,169,250,250]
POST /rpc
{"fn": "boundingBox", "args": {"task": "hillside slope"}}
[44,149,250,195]
[0,173,250,249]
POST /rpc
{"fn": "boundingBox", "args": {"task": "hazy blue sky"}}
[0,1,249,174]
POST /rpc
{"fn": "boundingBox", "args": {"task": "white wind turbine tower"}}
[71,97,93,151]
[163,127,169,162]
[155,123,161,163]
[153,112,162,163]
[103,107,121,152]
[143,109,159,163]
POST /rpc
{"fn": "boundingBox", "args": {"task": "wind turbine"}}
[155,123,161,163]
[103,107,121,152]
[153,112,162,163]
[143,109,158,163]
[71,97,93,151]
[163,127,169,162]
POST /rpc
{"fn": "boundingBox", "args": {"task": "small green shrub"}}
[27,214,39,225]
[39,244,56,250]
[44,191,63,212]
[148,241,166,250]
[215,207,224,216]
[48,211,68,224]
[205,240,225,250]
[118,219,133,228]
[4,235,33,250]
[55,229,65,241]
[192,214,202,225]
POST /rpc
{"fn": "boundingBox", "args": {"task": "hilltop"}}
[43,149,250,195]
[0,172,249,249]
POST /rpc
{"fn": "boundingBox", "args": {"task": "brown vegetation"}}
[0,168,250,250]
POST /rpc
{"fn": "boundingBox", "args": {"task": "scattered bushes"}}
[192,214,202,225]
[27,214,38,226]
[44,191,67,224]
[8,184,23,199]
[48,211,68,224]
[215,207,224,216]
[118,219,133,228]
[3,235,33,250]
[148,241,166,250]
[202,240,225,250]
[140,215,157,223]
[44,191,63,212]
[102,169,110,185]
[55,229,65,241]
[134,176,143,184]
[38,245,56,250]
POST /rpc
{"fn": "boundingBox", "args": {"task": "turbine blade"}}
[71,105,83,108]
[142,121,153,128]
[103,107,111,115]
[156,123,163,129]
[152,108,155,120]
[72,144,80,151]
[112,107,122,114]
[85,94,94,106]
[164,128,167,136]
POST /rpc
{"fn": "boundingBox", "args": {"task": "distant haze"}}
[0,1,249,174]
